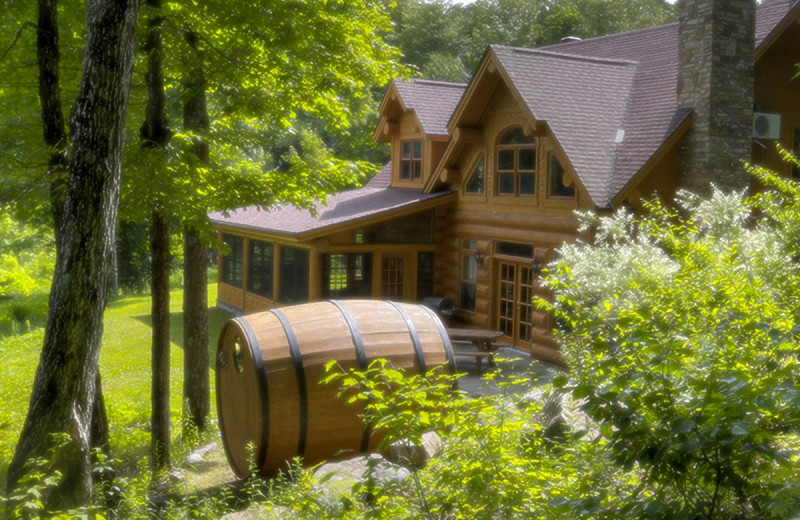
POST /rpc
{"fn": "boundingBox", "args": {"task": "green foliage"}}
[312,359,619,519]
[0,283,232,484]
[389,0,676,82]
[0,211,54,334]
[541,168,800,517]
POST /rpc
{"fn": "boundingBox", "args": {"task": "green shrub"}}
[0,211,54,335]
[542,168,800,518]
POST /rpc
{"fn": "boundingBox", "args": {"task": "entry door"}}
[497,262,535,346]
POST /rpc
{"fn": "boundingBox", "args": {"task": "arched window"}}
[496,127,536,196]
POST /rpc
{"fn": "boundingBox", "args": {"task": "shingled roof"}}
[209,162,453,238]
[393,80,466,136]
[474,0,799,207]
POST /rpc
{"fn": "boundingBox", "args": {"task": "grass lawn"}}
[0,282,233,484]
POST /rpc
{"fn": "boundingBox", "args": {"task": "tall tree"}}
[36,0,112,461]
[181,29,210,433]
[139,0,172,472]
[6,0,141,509]
[120,0,406,439]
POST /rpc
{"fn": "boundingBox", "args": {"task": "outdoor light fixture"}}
[474,251,485,266]
[531,259,542,275]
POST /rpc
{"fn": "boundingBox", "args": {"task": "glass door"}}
[496,261,535,346]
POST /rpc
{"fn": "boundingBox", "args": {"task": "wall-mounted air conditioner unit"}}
[753,112,781,140]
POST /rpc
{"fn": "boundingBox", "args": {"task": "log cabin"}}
[210,0,800,363]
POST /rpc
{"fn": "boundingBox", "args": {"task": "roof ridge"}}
[541,21,679,51]
[495,45,639,66]
[405,78,468,88]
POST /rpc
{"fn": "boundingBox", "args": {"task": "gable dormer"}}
[375,79,466,189]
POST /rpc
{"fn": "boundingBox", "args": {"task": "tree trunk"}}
[183,227,209,432]
[37,0,113,458]
[141,0,172,474]
[6,0,141,509]
[150,212,171,471]
[36,0,68,242]
[182,29,210,433]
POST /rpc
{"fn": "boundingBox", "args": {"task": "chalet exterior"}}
[210,0,800,363]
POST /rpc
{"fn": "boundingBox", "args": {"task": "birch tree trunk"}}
[182,29,210,433]
[6,0,140,509]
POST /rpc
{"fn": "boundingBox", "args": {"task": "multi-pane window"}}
[400,140,422,181]
[460,239,477,311]
[248,239,274,298]
[464,154,485,194]
[548,153,575,198]
[279,246,309,303]
[496,127,536,196]
[382,256,404,298]
[417,252,435,300]
[221,234,243,287]
[323,253,372,298]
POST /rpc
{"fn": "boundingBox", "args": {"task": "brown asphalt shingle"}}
[393,80,466,136]
[209,162,451,237]
[490,0,798,206]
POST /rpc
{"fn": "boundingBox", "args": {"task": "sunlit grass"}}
[0,281,232,483]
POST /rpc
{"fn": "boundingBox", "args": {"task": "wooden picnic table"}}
[446,327,504,353]
[446,327,504,373]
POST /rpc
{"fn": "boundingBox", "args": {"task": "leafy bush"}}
[542,166,800,518]
[0,211,54,335]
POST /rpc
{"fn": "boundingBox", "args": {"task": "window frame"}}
[547,152,576,199]
[495,127,537,197]
[459,239,478,312]
[247,239,274,299]
[322,252,372,298]
[400,139,423,181]
[221,234,244,288]
[463,153,486,195]
[279,246,310,304]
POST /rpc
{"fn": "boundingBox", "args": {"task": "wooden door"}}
[381,255,405,298]
[496,261,535,347]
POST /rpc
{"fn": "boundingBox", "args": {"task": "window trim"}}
[221,234,244,288]
[495,127,537,198]
[463,152,486,195]
[399,139,423,182]
[278,246,310,304]
[247,239,275,299]
[459,239,478,312]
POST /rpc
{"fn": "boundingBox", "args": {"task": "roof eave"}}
[755,0,800,62]
[608,111,694,207]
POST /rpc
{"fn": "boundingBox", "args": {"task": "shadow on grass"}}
[133,307,233,369]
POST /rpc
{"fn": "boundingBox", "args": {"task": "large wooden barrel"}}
[215,299,455,478]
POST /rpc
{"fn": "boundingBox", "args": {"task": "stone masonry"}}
[678,0,756,194]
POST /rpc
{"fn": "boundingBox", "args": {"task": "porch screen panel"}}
[417,252,435,300]
[248,239,274,299]
[279,246,309,304]
[221,234,243,287]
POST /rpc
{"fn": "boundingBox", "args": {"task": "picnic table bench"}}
[446,327,505,374]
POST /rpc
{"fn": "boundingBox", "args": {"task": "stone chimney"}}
[677,0,756,194]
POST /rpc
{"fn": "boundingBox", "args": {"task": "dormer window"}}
[464,154,485,194]
[400,140,422,181]
[496,128,535,196]
[548,153,575,198]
